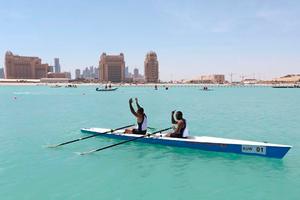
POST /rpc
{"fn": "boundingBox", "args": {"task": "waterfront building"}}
[133,68,139,78]
[273,74,300,83]
[65,72,71,79]
[242,79,257,84]
[125,66,129,78]
[94,67,99,80]
[48,65,54,73]
[125,66,133,79]
[99,53,125,82]
[5,51,48,79]
[54,58,61,73]
[47,72,70,79]
[75,69,81,79]
[76,66,99,80]
[200,74,225,84]
[82,66,92,80]
[144,51,159,83]
[0,68,4,78]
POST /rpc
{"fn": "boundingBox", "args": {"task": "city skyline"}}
[1,0,299,81]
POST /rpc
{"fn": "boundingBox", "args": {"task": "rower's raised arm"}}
[171,110,177,124]
[135,98,141,109]
[129,98,138,117]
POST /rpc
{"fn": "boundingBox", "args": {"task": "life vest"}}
[180,119,189,137]
[137,114,147,131]
[173,119,189,137]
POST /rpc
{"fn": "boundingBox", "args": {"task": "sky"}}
[0,0,299,81]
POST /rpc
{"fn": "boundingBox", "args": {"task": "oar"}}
[79,127,172,155]
[46,124,135,148]
[147,127,157,131]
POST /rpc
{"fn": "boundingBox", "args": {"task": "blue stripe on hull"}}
[81,130,290,159]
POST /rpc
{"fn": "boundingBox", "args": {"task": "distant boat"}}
[50,85,62,88]
[272,85,300,88]
[200,86,213,91]
[96,87,118,92]
[65,84,77,88]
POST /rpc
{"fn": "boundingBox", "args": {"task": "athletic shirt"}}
[137,114,147,131]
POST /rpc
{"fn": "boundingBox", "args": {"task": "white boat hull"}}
[81,128,292,159]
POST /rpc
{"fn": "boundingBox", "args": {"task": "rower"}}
[166,110,189,138]
[124,98,148,135]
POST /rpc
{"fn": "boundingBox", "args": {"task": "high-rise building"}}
[75,69,81,79]
[99,53,125,82]
[94,67,99,80]
[54,58,61,73]
[133,68,139,78]
[125,66,129,78]
[5,51,48,79]
[144,51,159,83]
[79,66,99,80]
[0,68,4,78]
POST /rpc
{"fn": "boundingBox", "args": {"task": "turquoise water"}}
[0,86,299,199]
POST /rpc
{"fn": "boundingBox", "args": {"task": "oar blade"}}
[45,144,59,148]
[78,149,96,156]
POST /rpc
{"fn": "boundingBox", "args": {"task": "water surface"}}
[0,86,299,199]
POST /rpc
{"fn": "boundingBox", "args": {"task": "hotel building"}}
[99,53,125,82]
[200,74,225,84]
[144,51,159,83]
[5,51,48,79]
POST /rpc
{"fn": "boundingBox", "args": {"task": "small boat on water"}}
[50,85,62,88]
[96,87,118,91]
[65,84,77,88]
[81,128,292,159]
[272,85,300,88]
[200,86,213,91]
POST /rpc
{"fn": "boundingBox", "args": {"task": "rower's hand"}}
[129,98,133,104]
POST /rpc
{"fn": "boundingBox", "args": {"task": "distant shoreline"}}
[0,82,298,87]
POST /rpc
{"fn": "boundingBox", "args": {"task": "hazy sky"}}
[0,0,299,81]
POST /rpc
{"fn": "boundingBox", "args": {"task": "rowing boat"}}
[81,128,292,159]
[96,88,118,91]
